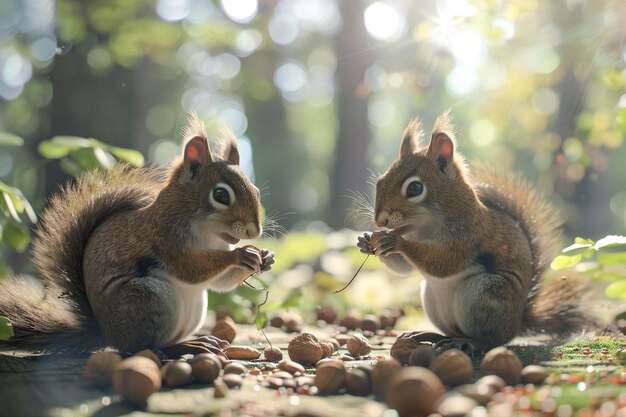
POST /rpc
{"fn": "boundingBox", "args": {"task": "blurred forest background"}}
[1,0,626,312]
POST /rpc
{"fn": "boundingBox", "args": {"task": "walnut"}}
[287,332,324,366]
[346,334,372,357]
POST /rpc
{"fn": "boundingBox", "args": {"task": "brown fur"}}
[364,111,589,348]
[0,114,267,352]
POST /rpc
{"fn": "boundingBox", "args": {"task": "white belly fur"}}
[420,265,484,335]
[167,277,208,344]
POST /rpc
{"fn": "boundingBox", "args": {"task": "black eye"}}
[406,181,424,198]
[213,187,230,206]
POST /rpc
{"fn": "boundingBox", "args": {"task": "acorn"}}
[162,361,193,387]
[371,358,402,400]
[386,367,444,417]
[314,359,346,395]
[429,349,473,386]
[112,356,161,408]
[479,347,522,386]
[288,332,324,366]
[211,317,238,343]
[82,351,122,385]
[408,344,437,368]
[188,353,221,383]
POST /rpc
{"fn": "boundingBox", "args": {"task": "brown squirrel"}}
[0,114,274,356]
[357,110,590,352]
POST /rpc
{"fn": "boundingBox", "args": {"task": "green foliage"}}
[552,236,626,299]
[0,132,24,147]
[0,316,14,341]
[39,136,144,175]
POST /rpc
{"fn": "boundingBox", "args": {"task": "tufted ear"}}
[181,136,212,183]
[219,128,240,165]
[427,132,455,175]
[399,118,423,158]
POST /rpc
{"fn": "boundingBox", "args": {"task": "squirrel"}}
[357,110,590,353]
[0,114,274,356]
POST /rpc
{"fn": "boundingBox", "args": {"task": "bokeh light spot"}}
[364,2,406,42]
[220,0,257,24]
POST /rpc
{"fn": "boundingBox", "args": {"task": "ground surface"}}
[0,320,624,417]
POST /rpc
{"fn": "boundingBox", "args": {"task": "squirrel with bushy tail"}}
[0,114,274,356]
[357,110,592,353]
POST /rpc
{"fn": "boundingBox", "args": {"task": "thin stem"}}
[333,254,370,294]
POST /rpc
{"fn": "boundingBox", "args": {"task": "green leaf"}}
[574,237,595,245]
[106,146,145,167]
[605,281,626,299]
[255,311,267,330]
[1,192,20,222]
[38,136,90,159]
[551,254,582,270]
[0,316,13,341]
[594,235,626,250]
[4,221,30,252]
[281,288,303,308]
[0,132,24,147]
[597,251,626,266]
[593,272,626,281]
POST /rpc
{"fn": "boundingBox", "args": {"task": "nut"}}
[270,315,284,328]
[188,353,221,383]
[283,312,304,333]
[479,347,522,386]
[315,305,338,324]
[371,358,402,400]
[162,361,193,387]
[264,346,283,362]
[211,317,238,343]
[379,310,397,329]
[328,338,341,352]
[222,373,243,388]
[333,334,351,346]
[345,369,371,396]
[225,345,261,360]
[454,383,495,405]
[321,342,333,358]
[112,356,161,407]
[408,345,436,368]
[346,334,372,357]
[386,367,444,417]
[520,365,548,385]
[223,362,247,375]
[436,393,478,417]
[278,359,305,374]
[429,349,473,386]
[475,374,506,392]
[360,314,380,332]
[287,332,324,366]
[339,314,360,330]
[214,380,229,398]
[82,351,122,385]
[133,349,161,368]
[314,359,346,395]
[390,336,422,365]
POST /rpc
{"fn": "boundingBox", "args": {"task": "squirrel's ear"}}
[181,136,212,183]
[427,132,455,175]
[399,118,423,158]
[219,128,240,165]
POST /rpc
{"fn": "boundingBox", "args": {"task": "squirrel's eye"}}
[213,187,230,206]
[406,181,424,198]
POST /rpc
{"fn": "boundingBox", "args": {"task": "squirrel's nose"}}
[375,212,389,228]
[245,223,261,239]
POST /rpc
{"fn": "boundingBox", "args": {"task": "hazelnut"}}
[223,362,247,375]
[269,315,284,328]
[386,367,444,417]
[346,334,372,357]
[283,312,304,333]
[288,332,324,366]
[345,369,371,396]
[475,374,506,392]
[162,361,193,387]
[360,314,380,332]
[479,347,522,385]
[82,351,122,385]
[188,353,221,383]
[436,393,478,417]
[454,383,495,405]
[314,359,346,395]
[112,356,161,407]
[379,310,397,329]
[133,349,161,368]
[390,336,422,365]
[214,380,229,398]
[429,349,473,386]
[321,342,333,358]
[278,359,305,374]
[520,365,548,385]
[264,346,283,362]
[339,314,360,330]
[315,305,338,324]
[333,334,351,346]
[371,358,402,400]
[408,345,436,368]
[328,338,341,352]
[221,373,243,389]
[211,317,237,343]
[225,345,261,360]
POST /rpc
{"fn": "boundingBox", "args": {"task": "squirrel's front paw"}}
[357,233,376,255]
[260,249,275,272]
[234,246,262,272]
[372,232,402,257]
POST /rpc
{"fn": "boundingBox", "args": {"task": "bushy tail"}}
[0,165,164,352]
[474,166,591,337]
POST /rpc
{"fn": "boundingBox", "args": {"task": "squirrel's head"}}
[169,114,262,245]
[374,110,474,238]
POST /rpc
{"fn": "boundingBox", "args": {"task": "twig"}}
[333,254,370,294]
[243,276,272,348]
